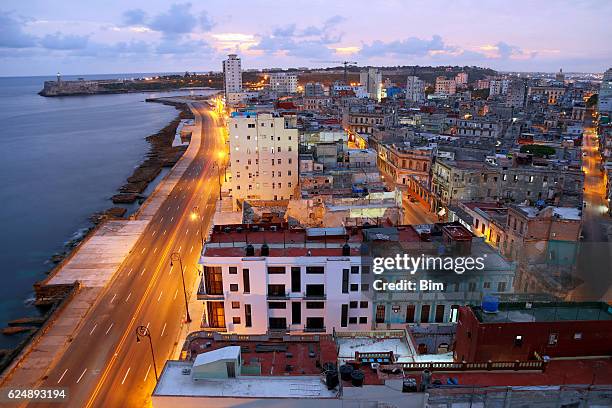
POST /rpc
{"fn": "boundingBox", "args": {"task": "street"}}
[573,126,612,301]
[29,103,225,407]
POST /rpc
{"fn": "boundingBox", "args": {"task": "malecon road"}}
[29,103,226,407]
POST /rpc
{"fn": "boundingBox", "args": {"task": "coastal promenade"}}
[0,99,226,407]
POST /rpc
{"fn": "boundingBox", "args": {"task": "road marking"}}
[169,265,174,276]
[125,292,131,302]
[152,230,157,237]
[163,229,167,235]
[153,247,158,254]
[144,364,151,382]
[157,291,163,302]
[177,206,180,211]
[161,322,167,337]
[128,267,133,276]
[141,247,146,254]
[110,294,117,303]
[57,369,68,384]
[121,367,131,385]
[190,245,194,253]
[173,289,178,300]
[178,246,182,252]
[89,324,97,336]
[146,322,150,329]
[186,228,189,235]
[105,323,114,335]
[170,216,174,222]
[160,216,164,222]
[77,368,87,384]
[141,268,146,276]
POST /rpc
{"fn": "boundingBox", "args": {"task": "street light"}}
[135,325,158,381]
[212,162,223,201]
[191,206,204,248]
[170,252,191,323]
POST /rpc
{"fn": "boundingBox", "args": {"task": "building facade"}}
[405,75,425,104]
[223,54,242,97]
[359,68,383,101]
[435,76,457,96]
[229,112,298,202]
[269,72,298,94]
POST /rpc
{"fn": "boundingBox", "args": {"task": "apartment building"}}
[506,79,527,108]
[432,159,500,205]
[343,108,396,135]
[445,117,503,138]
[489,79,510,96]
[455,72,468,86]
[269,72,298,94]
[405,75,425,103]
[528,85,566,105]
[435,76,457,96]
[359,68,382,101]
[304,82,326,97]
[229,112,298,202]
[223,54,242,96]
[375,143,433,186]
[198,225,369,334]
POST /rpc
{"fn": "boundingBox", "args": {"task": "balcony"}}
[304,326,326,333]
[197,280,224,300]
[304,292,327,300]
[267,292,289,300]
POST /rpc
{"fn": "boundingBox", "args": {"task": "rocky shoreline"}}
[112,102,194,204]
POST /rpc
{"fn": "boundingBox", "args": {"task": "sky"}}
[1,0,611,76]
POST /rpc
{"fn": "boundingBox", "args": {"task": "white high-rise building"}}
[599,68,612,113]
[489,78,510,96]
[405,76,425,103]
[223,54,242,96]
[229,112,298,202]
[359,68,382,101]
[269,72,298,94]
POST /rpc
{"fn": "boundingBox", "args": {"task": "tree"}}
[520,144,556,157]
[586,93,598,109]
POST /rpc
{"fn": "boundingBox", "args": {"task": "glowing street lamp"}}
[135,325,158,381]
[170,252,191,323]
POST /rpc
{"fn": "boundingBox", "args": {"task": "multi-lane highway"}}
[29,102,225,407]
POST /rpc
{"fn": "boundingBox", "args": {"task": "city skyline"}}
[1,0,611,76]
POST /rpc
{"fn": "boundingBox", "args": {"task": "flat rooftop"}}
[473,302,612,323]
[154,361,337,398]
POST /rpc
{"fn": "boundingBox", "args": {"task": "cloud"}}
[199,11,215,31]
[251,17,344,60]
[40,32,89,50]
[149,3,199,37]
[122,9,146,26]
[359,35,447,57]
[495,41,536,59]
[156,38,213,55]
[0,11,38,48]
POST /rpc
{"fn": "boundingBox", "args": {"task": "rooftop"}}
[153,361,337,398]
[473,302,612,323]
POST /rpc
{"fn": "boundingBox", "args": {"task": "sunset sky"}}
[1,0,611,76]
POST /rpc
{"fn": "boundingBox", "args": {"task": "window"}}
[420,304,430,323]
[341,304,348,327]
[267,266,286,274]
[231,301,240,309]
[375,305,385,323]
[207,302,225,328]
[204,266,223,295]
[349,301,358,309]
[305,284,325,297]
[483,281,491,289]
[514,335,523,347]
[232,317,241,324]
[574,332,582,340]
[359,317,368,324]
[348,317,358,324]
[268,284,286,297]
[230,284,239,292]
[497,282,507,292]
[468,282,477,292]
[350,283,358,292]
[242,269,250,293]
[291,267,301,292]
[548,333,558,346]
[450,305,460,323]
[351,266,360,274]
[435,304,445,323]
[306,266,324,274]
[360,301,368,308]
[268,302,287,309]
[342,269,349,293]
[362,265,370,274]
[361,283,370,292]
[306,301,324,309]
[229,266,237,275]
[245,304,252,327]
[292,302,301,324]
[248,123,255,128]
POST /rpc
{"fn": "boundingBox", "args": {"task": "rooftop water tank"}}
[482,295,500,313]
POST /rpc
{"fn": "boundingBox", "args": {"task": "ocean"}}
[0,74,213,349]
